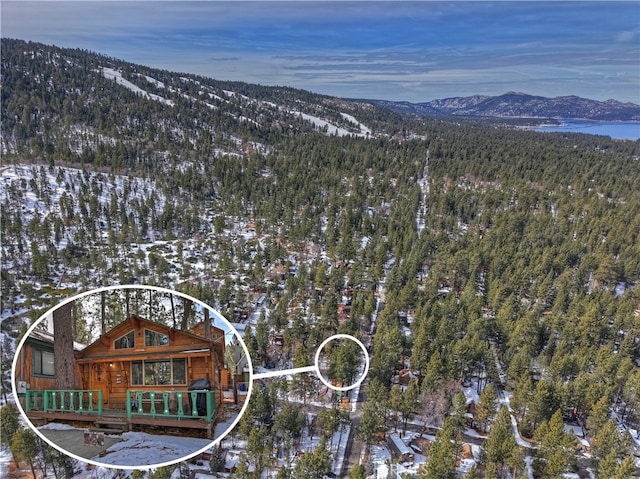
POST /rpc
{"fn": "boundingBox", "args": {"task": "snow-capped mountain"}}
[368,91,640,121]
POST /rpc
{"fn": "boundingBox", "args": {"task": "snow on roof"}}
[463,380,481,405]
[225,455,239,469]
[193,473,217,479]
[28,328,86,351]
[564,423,586,438]
[388,433,413,456]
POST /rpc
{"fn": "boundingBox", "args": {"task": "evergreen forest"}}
[1,38,640,478]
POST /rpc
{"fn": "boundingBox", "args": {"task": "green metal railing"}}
[25,390,103,415]
[126,389,215,422]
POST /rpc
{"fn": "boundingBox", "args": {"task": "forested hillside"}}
[2,38,640,478]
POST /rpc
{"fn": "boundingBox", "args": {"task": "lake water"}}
[532,120,640,140]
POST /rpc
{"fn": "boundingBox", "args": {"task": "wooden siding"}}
[74,315,226,410]
[78,315,225,359]
[81,355,222,409]
[15,342,57,391]
[17,315,227,417]
[15,338,84,391]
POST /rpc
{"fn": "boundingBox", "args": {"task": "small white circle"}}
[314,334,370,392]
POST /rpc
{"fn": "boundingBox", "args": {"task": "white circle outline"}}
[11,284,254,471]
[313,333,370,392]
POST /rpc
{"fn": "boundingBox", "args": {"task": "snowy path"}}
[416,149,429,234]
[491,347,536,478]
[500,391,535,449]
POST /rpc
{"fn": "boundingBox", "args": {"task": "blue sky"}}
[2,1,639,103]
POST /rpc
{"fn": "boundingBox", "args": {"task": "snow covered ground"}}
[101,67,174,106]
[92,431,213,467]
[40,423,214,468]
[291,111,370,137]
[368,444,392,478]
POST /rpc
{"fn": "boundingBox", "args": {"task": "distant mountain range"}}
[366,92,640,121]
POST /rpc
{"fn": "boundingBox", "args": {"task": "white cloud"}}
[615,29,639,43]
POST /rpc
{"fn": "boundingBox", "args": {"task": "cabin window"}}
[144,329,169,347]
[144,361,171,385]
[114,331,135,349]
[131,359,187,386]
[131,361,143,385]
[173,359,186,384]
[33,348,55,377]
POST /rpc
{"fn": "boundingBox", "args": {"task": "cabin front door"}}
[91,363,109,407]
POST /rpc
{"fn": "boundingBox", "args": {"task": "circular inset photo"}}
[11,285,252,469]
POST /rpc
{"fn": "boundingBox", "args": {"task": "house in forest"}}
[16,314,229,437]
[387,433,415,463]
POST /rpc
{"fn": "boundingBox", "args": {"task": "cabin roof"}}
[27,328,86,351]
[388,433,414,456]
[76,314,225,360]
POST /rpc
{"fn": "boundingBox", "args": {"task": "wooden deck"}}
[25,408,215,437]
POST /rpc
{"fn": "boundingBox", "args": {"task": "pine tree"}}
[349,464,366,479]
[612,455,638,479]
[422,417,457,479]
[450,391,469,443]
[293,436,332,478]
[586,395,611,437]
[149,466,175,479]
[276,466,291,479]
[598,450,622,479]
[400,381,419,434]
[0,405,21,463]
[11,428,40,478]
[476,383,498,433]
[389,384,403,432]
[533,410,577,479]
[522,379,557,436]
[43,446,75,479]
[255,313,270,364]
[466,464,479,479]
[209,446,225,473]
[357,401,380,446]
[235,454,252,479]
[510,370,533,422]
[591,419,632,476]
[483,406,521,479]
[0,404,20,448]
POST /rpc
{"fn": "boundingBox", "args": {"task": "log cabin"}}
[75,314,226,409]
[16,314,229,437]
[14,329,84,393]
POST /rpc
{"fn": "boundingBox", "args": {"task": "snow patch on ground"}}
[91,431,213,467]
[40,422,81,431]
[102,67,174,106]
[340,112,371,136]
[292,111,368,137]
[368,444,392,478]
